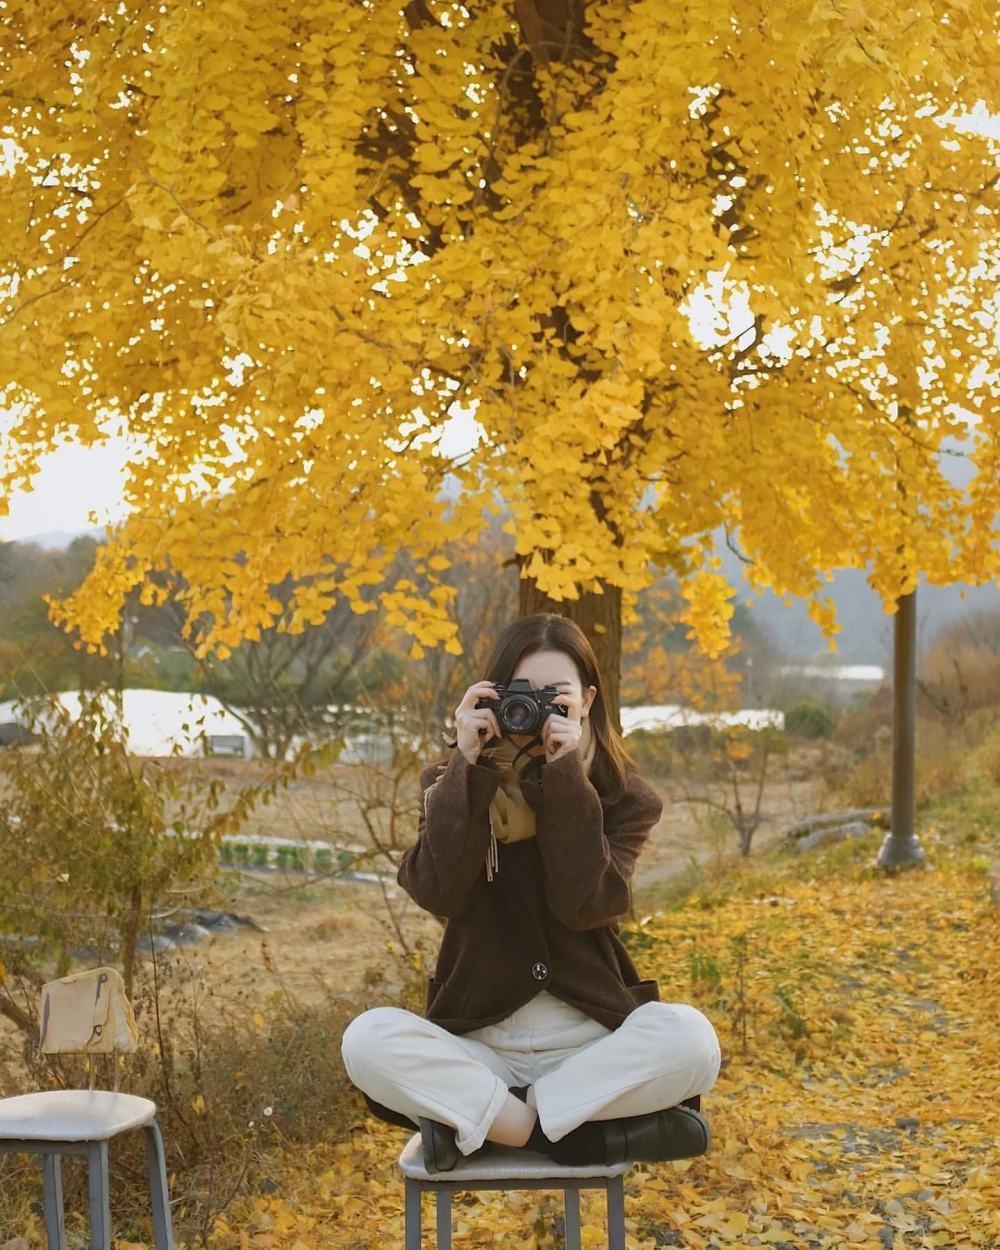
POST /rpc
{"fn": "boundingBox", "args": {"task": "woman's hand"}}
[454,681,502,765]
[541,699,584,764]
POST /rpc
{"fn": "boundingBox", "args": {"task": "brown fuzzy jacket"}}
[396,745,664,1035]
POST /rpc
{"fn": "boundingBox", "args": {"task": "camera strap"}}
[508,736,544,770]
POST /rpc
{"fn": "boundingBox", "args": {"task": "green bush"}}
[785,696,836,739]
[275,845,307,872]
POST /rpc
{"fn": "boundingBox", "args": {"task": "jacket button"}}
[532,962,548,981]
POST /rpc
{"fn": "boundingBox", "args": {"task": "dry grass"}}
[0,910,425,1246]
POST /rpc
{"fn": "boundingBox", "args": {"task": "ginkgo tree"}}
[2,0,999,721]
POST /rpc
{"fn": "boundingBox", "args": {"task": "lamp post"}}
[877,588,927,869]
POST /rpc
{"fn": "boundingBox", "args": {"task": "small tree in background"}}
[146,573,386,761]
[621,577,775,711]
[0,536,120,699]
[634,722,790,858]
[0,690,258,1020]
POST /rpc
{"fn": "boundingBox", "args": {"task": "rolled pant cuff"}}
[536,1095,624,1142]
[532,1079,596,1143]
[454,1074,510,1156]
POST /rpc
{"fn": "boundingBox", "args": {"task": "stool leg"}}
[42,1153,67,1250]
[607,1175,626,1250]
[404,1178,421,1250]
[435,1190,451,1250]
[564,1185,582,1250]
[87,1140,111,1250]
[144,1121,174,1250]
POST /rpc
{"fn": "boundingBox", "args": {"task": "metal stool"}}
[0,1090,173,1250]
[398,1132,630,1249]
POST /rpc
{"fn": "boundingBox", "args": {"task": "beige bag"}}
[39,967,138,1056]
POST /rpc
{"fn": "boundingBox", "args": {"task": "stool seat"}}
[398,1131,631,1182]
[398,1132,631,1248]
[0,1090,157,1142]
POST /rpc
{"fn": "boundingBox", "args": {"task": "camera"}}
[476,679,569,737]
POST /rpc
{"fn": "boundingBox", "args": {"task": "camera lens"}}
[503,698,535,733]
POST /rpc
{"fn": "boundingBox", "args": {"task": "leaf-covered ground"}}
[170,827,1000,1248]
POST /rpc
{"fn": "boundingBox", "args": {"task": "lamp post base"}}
[876,832,927,870]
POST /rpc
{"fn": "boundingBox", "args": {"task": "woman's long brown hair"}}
[480,613,634,800]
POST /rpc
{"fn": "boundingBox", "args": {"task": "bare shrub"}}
[0,687,422,1244]
[831,719,969,813]
[834,750,891,810]
[965,720,1000,789]
[832,687,893,759]
[918,609,1000,726]
[652,724,791,857]
[959,704,1000,748]
[915,747,969,809]
[0,689,247,1012]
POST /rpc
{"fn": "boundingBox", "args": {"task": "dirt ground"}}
[132,759,829,1020]
[0,751,830,1062]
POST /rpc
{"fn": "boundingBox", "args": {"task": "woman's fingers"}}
[459,708,500,737]
[551,696,580,721]
[457,681,499,712]
[455,684,501,762]
[542,713,582,758]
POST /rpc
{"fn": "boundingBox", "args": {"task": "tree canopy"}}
[3,0,999,684]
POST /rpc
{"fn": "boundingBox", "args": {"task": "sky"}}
[0,437,133,541]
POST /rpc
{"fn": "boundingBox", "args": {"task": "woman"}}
[341,614,721,1172]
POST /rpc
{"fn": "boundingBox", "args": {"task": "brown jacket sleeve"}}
[534,750,663,932]
[396,748,501,917]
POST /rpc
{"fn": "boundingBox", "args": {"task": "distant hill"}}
[11,528,104,551]
[715,551,999,666]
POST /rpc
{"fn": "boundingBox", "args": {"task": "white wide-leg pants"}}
[341,991,721,1156]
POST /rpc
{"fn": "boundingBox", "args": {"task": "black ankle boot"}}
[362,1092,420,1132]
[418,1118,459,1172]
[602,1104,711,1167]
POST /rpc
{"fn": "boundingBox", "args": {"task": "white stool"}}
[0,1089,173,1250]
[398,1132,630,1250]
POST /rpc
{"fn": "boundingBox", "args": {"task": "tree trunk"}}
[122,883,142,999]
[0,992,34,1034]
[519,577,622,731]
[514,0,590,65]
